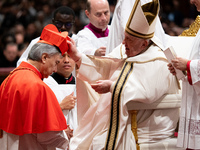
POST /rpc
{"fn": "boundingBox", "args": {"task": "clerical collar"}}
[85,23,109,38]
[51,73,75,84]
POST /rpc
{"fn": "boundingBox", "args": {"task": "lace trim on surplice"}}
[179,117,200,135]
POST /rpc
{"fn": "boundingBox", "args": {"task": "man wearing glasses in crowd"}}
[17,6,76,66]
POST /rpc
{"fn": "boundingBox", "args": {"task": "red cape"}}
[0,62,67,135]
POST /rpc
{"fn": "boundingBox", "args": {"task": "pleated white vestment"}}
[69,44,179,150]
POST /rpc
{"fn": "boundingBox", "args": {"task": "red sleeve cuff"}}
[187,60,192,85]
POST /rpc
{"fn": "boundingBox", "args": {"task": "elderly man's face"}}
[122,32,148,58]
[41,53,61,78]
[86,0,110,30]
[52,12,74,35]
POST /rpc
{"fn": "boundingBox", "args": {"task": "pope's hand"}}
[91,80,113,94]
[167,63,176,76]
[67,38,82,63]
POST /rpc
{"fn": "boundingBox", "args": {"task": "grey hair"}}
[28,42,60,61]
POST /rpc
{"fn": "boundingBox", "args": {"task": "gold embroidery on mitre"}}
[125,0,159,39]
[142,0,159,25]
[105,62,133,150]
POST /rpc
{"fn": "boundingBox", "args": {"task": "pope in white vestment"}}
[68,0,180,149]
[69,43,179,150]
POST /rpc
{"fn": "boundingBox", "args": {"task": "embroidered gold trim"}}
[120,44,123,59]
[105,62,133,150]
[126,0,139,32]
[180,15,200,37]
[125,0,158,39]
[130,110,140,150]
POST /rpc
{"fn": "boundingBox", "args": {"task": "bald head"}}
[85,0,110,30]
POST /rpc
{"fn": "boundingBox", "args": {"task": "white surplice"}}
[43,76,78,131]
[69,44,179,150]
[75,27,110,55]
[177,29,200,149]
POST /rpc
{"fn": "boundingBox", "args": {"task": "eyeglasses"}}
[54,21,74,29]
